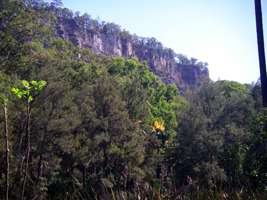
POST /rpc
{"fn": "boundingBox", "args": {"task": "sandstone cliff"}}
[54,11,209,91]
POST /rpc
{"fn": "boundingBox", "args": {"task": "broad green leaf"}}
[11,87,23,98]
[11,87,18,94]
[21,80,30,89]
[30,80,37,86]
[28,95,33,102]
[37,80,47,91]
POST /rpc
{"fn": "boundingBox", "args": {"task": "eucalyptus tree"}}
[0,73,12,200]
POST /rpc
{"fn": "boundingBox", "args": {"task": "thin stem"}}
[21,101,31,200]
[3,102,9,200]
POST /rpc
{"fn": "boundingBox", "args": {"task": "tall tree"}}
[0,73,12,200]
[0,95,9,200]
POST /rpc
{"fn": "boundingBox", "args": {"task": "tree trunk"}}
[82,165,86,188]
[37,130,46,180]
[3,102,9,200]
[37,153,43,179]
[21,102,31,200]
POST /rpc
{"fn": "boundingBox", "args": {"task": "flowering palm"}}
[152,119,165,133]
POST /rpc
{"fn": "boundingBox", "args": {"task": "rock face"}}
[55,14,209,91]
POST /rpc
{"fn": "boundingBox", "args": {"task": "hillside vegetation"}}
[0,0,266,199]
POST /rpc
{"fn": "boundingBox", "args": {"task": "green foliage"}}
[0,1,266,199]
[244,108,267,191]
[0,73,12,104]
[171,80,257,192]
[11,80,46,103]
[107,57,188,146]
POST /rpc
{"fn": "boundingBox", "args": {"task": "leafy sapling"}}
[11,80,46,200]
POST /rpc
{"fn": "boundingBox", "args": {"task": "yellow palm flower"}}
[152,119,165,133]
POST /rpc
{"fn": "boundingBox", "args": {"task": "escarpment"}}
[55,12,209,91]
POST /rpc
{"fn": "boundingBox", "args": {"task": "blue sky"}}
[58,0,267,83]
